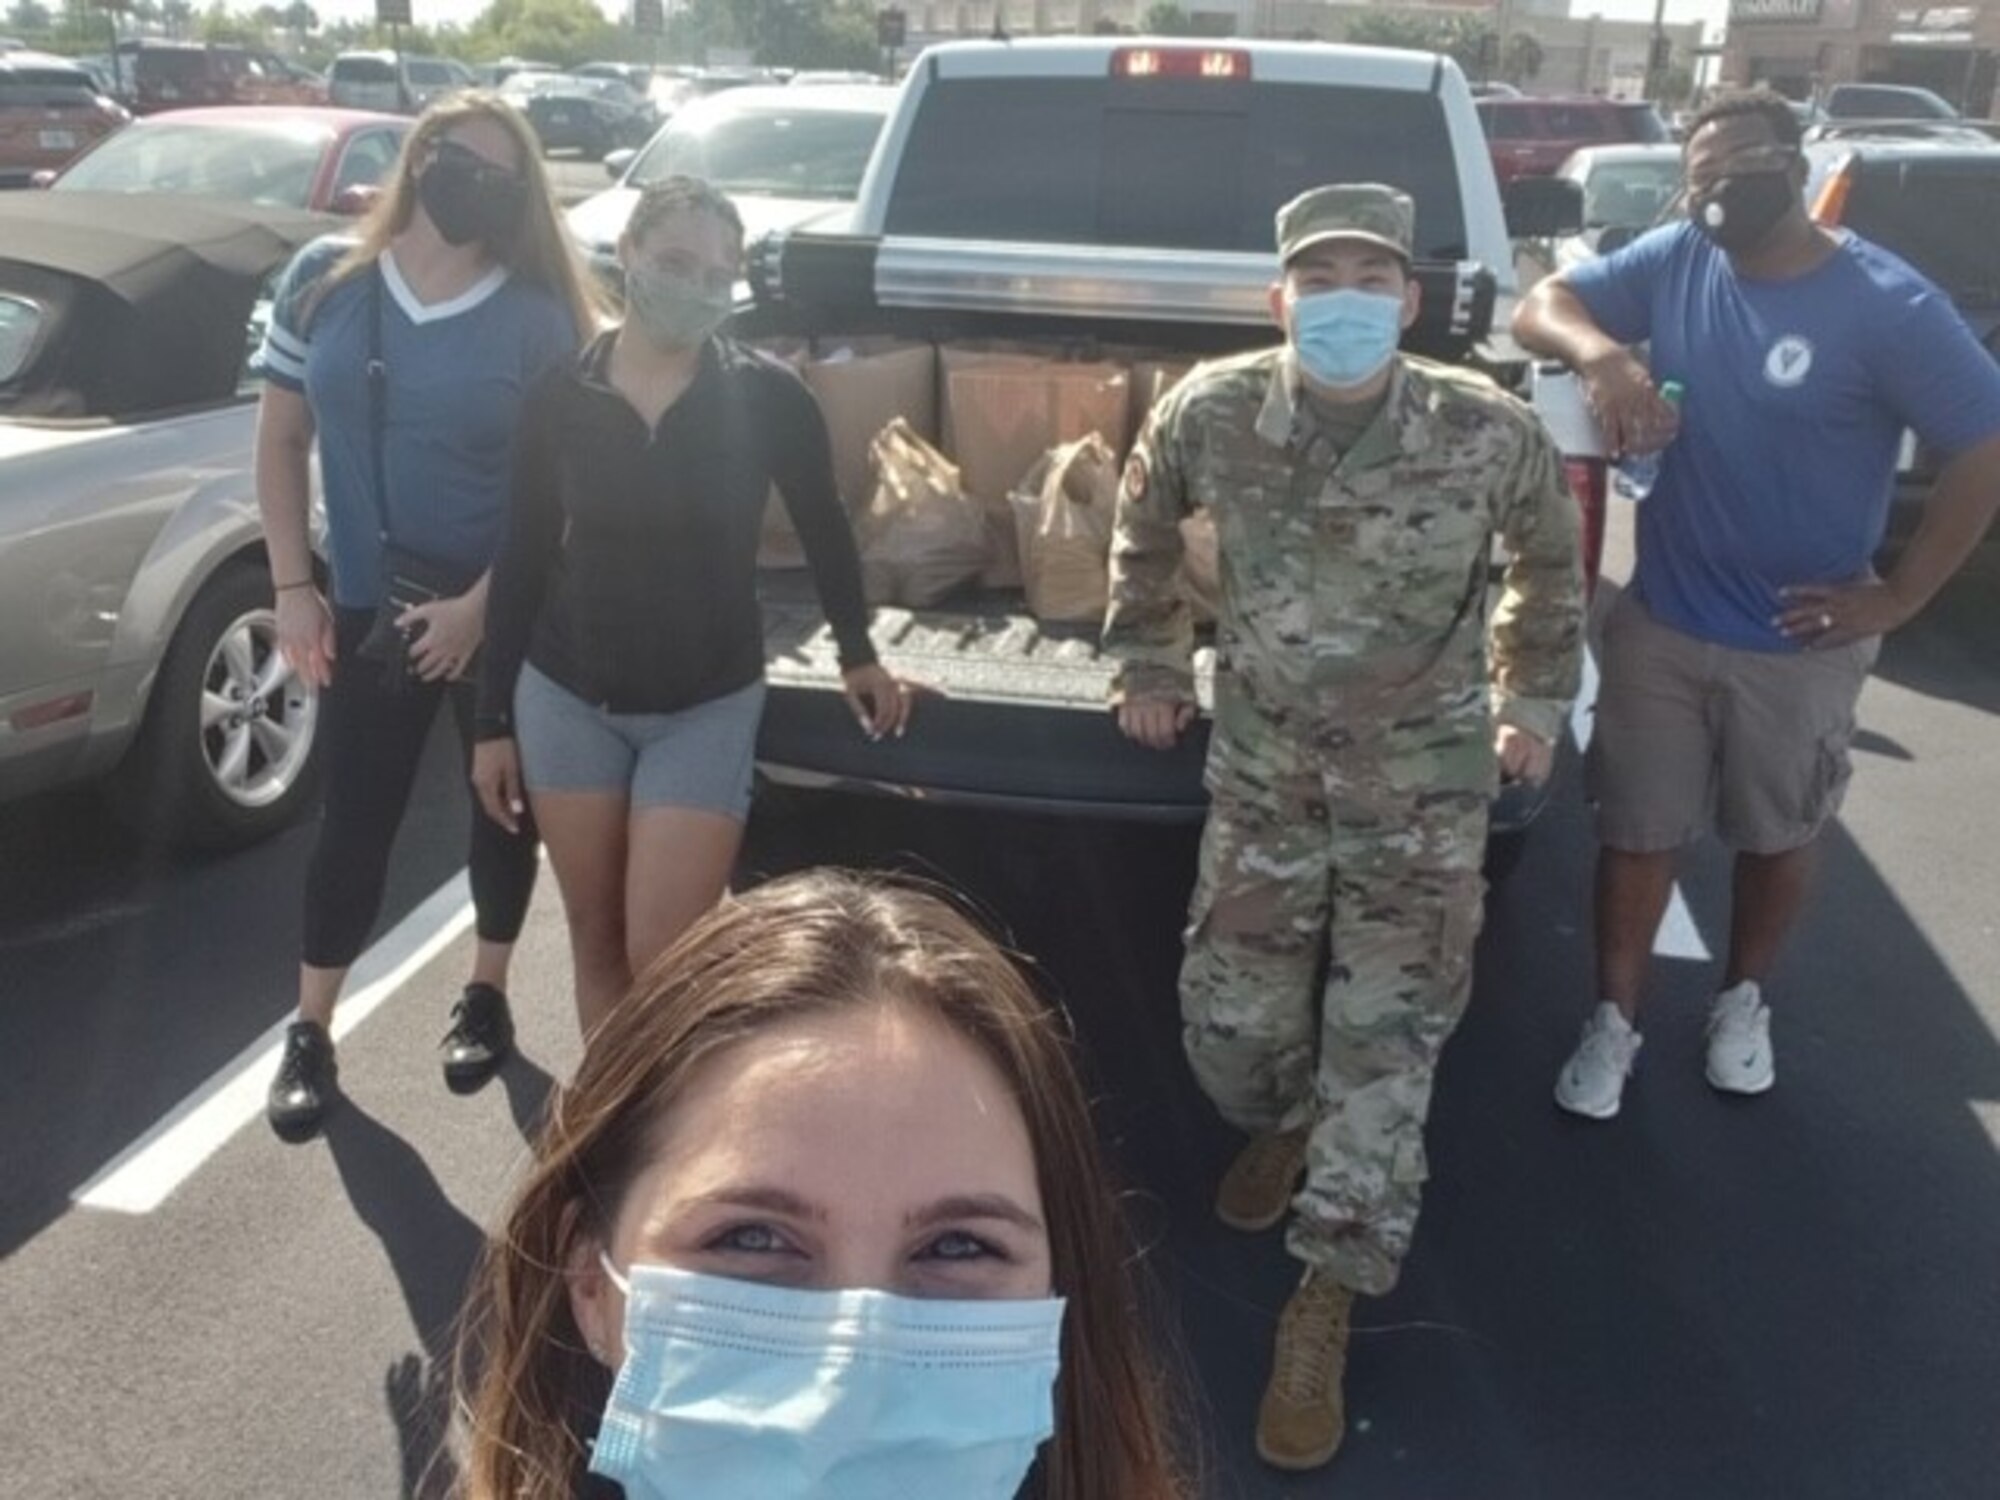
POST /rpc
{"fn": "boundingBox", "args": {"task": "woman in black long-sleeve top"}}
[473,177,911,1038]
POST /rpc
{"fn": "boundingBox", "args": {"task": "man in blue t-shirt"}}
[1514,89,2000,1119]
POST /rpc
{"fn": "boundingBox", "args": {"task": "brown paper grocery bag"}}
[941,351,1129,587]
[1127,358,1196,454]
[1009,434,1119,624]
[855,418,989,608]
[754,339,939,569]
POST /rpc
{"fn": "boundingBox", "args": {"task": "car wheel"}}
[105,560,322,850]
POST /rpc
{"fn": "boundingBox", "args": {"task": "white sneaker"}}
[1705,981,1774,1095]
[1555,1003,1643,1119]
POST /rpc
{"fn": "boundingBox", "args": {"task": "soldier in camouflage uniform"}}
[1105,184,1585,1472]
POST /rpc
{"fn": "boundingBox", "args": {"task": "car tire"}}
[105,559,322,851]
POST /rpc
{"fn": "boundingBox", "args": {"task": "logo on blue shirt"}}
[1763,336,1814,389]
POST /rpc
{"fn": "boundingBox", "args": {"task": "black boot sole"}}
[268,1098,331,1144]
[442,1047,510,1095]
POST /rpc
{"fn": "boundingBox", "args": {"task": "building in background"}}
[1723,0,1998,117]
[907,0,1707,101]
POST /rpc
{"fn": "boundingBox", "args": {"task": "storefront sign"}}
[1729,0,1821,22]
[1890,6,1975,45]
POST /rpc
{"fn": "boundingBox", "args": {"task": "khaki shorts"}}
[1587,591,1879,855]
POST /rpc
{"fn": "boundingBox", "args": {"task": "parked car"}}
[0,192,331,847]
[480,56,558,88]
[571,60,653,93]
[787,70,884,87]
[327,51,475,114]
[1476,94,1671,184]
[1808,137,2000,486]
[1824,82,1959,121]
[1524,142,1684,279]
[504,73,655,158]
[567,84,892,282]
[0,50,128,187]
[43,106,408,214]
[122,42,326,115]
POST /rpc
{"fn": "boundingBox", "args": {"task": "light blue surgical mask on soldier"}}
[589,1256,1066,1500]
[1290,287,1406,388]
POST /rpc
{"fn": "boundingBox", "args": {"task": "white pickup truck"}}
[738,37,1603,856]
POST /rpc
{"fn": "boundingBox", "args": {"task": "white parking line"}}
[72,871,474,1217]
[1569,641,1712,963]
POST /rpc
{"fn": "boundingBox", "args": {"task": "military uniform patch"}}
[1122,452,1149,504]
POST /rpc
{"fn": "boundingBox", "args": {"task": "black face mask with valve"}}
[417,153,526,250]
[1690,171,1796,254]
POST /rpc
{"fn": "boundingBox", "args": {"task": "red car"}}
[42,106,409,214]
[1476,95,1671,185]
[0,50,128,187]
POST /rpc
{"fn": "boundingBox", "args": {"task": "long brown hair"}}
[313,91,599,338]
[453,870,1187,1499]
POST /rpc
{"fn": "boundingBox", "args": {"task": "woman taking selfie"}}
[453,870,1187,1500]
[473,177,909,1040]
[256,92,594,1142]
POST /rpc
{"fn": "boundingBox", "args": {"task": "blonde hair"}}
[452,870,1189,1500]
[313,91,599,338]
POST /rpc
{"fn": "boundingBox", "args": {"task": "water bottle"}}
[1613,380,1683,502]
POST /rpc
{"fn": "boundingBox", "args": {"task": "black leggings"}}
[301,609,539,970]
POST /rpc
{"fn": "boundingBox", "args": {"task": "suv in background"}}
[124,42,323,114]
[1808,138,2000,483]
[1476,95,1671,183]
[0,50,127,185]
[328,52,475,114]
[1824,82,1959,121]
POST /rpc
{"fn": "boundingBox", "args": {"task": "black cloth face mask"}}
[1690,171,1796,253]
[417,146,527,250]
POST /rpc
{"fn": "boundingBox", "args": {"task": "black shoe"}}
[268,1020,337,1143]
[442,983,514,1093]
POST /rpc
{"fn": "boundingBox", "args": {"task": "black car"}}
[506,75,654,159]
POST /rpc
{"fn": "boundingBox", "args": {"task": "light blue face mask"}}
[1291,287,1406,389]
[590,1257,1066,1500]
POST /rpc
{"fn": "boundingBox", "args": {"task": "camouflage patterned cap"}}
[1275,183,1416,264]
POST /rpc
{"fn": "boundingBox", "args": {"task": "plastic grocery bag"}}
[855,418,989,607]
[1009,433,1119,624]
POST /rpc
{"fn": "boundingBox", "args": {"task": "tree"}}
[282,1,316,44]
[1141,3,1193,37]
[162,0,194,40]
[199,0,259,44]
[5,0,53,36]
[467,0,619,67]
[1342,12,1436,53]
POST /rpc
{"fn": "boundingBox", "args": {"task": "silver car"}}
[0,192,327,848]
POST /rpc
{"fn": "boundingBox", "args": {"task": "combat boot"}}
[1215,1126,1309,1231]
[1255,1269,1353,1472]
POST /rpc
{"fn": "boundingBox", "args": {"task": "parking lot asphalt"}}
[3,515,1999,1497]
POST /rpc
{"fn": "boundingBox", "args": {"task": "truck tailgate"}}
[758,571,1213,819]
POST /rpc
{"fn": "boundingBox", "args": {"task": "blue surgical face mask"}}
[590,1256,1066,1500]
[1290,287,1406,389]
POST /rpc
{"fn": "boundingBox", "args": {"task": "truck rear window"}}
[884,77,1469,260]
[1845,165,2000,308]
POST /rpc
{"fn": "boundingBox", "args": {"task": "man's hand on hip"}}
[1495,723,1555,785]
[1117,695,1196,752]
[1777,578,1913,648]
